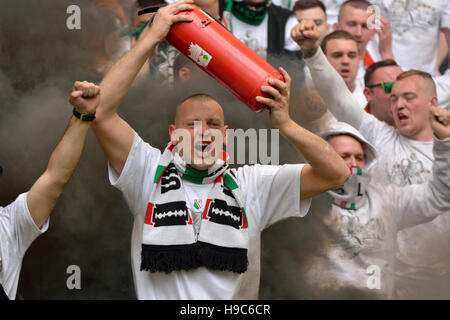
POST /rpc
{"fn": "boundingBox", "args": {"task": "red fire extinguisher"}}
[140,4,284,112]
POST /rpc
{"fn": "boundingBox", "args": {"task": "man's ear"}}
[363,87,372,102]
[178,67,192,83]
[430,96,438,108]
[223,125,229,147]
[169,124,178,145]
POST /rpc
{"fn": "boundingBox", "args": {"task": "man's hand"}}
[377,16,394,60]
[430,107,450,140]
[291,20,321,51]
[256,67,291,130]
[69,81,100,115]
[141,0,194,44]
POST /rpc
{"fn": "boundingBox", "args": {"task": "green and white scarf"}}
[223,0,271,28]
[141,143,249,274]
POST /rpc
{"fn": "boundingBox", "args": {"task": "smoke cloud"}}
[2,0,446,301]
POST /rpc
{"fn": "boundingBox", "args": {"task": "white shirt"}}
[0,193,48,299]
[373,0,450,77]
[108,132,311,299]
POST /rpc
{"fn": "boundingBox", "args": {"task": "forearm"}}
[28,117,91,228]
[46,116,90,181]
[96,33,159,120]
[280,119,349,185]
[379,45,394,61]
[303,47,365,129]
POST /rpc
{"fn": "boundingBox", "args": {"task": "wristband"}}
[73,108,96,122]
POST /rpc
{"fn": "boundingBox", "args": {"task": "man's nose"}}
[354,24,362,37]
[348,156,358,168]
[342,55,350,64]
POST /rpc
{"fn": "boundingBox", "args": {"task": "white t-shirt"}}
[0,193,48,299]
[109,132,311,299]
[373,0,450,77]
[358,113,434,185]
[229,14,300,60]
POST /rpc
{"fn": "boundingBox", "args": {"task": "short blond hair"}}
[338,0,371,22]
[396,70,437,96]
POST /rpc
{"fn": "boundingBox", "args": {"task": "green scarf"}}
[227,0,269,26]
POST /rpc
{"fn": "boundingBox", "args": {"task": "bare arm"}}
[27,82,100,228]
[291,20,366,129]
[92,0,195,175]
[256,68,350,200]
[377,16,395,61]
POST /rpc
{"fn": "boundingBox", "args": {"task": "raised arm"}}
[92,0,195,175]
[394,107,450,230]
[256,68,350,200]
[26,82,100,228]
[291,20,366,129]
[377,16,395,61]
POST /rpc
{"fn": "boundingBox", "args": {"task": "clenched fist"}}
[291,20,321,51]
[430,107,450,140]
[69,81,100,115]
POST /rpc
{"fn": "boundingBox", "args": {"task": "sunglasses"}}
[367,81,394,93]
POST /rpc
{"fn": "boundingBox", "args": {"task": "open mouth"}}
[195,142,211,152]
[340,68,351,77]
[397,111,409,124]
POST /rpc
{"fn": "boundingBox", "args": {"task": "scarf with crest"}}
[141,143,249,274]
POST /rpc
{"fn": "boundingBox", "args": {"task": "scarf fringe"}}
[141,242,248,274]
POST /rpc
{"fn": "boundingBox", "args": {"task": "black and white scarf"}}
[141,143,249,274]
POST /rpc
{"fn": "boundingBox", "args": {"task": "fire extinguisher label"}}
[188,43,212,68]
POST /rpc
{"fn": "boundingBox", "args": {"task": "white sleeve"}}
[304,47,366,129]
[235,164,311,231]
[0,193,48,258]
[357,112,399,150]
[108,132,161,217]
[391,137,450,230]
[440,1,450,30]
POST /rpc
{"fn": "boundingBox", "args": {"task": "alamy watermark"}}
[66,5,81,30]
[66,265,81,290]
[367,5,382,30]
[171,121,280,165]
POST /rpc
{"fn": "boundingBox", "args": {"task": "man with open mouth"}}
[293,19,450,299]
[87,0,350,299]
